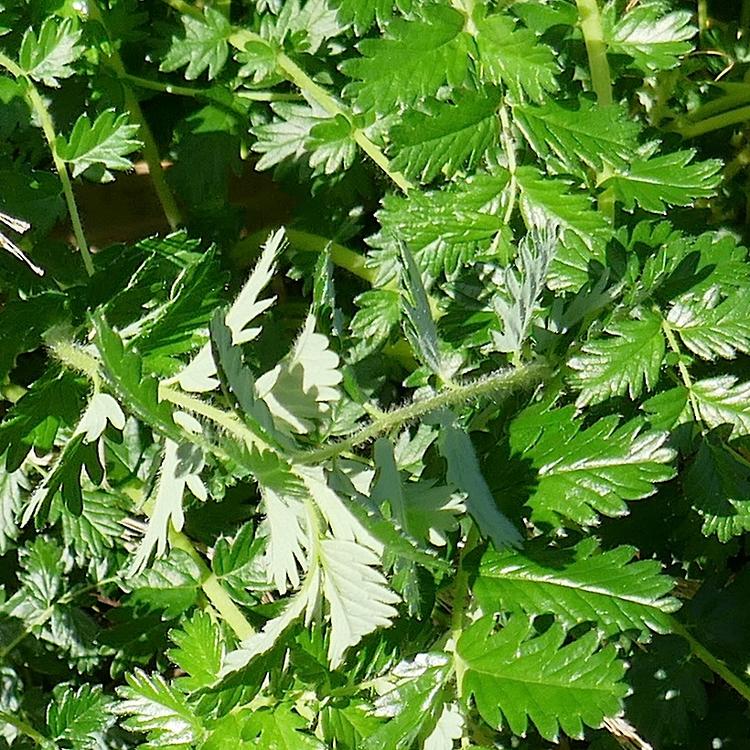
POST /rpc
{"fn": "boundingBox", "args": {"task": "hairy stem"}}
[0,53,94,275]
[294,360,550,465]
[88,0,183,230]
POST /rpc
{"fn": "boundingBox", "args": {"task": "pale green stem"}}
[0,53,94,275]
[575,0,613,106]
[170,530,254,639]
[294,361,550,465]
[283,228,374,283]
[672,105,750,138]
[88,0,183,230]
[575,0,615,221]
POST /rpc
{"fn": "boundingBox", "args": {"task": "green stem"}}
[0,711,53,749]
[670,618,750,703]
[294,360,550,465]
[285,228,374,283]
[0,53,94,275]
[88,0,183,231]
[672,105,750,138]
[575,0,613,107]
[450,522,480,642]
[170,530,255,640]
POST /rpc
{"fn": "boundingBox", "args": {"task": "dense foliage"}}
[2,0,750,747]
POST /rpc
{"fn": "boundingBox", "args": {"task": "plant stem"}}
[660,316,701,420]
[575,0,613,107]
[283,228,375,283]
[450,522,480,641]
[294,360,550,465]
[0,53,94,275]
[672,105,750,138]
[670,617,750,703]
[0,711,54,749]
[88,0,183,231]
[170,530,255,639]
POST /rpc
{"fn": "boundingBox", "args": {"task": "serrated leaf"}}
[509,405,675,527]
[475,14,559,102]
[667,288,750,361]
[691,376,750,436]
[475,538,679,637]
[362,653,452,750]
[605,150,722,214]
[61,490,126,564]
[18,17,82,87]
[332,0,408,34]
[349,289,401,359]
[516,166,611,290]
[241,703,326,748]
[389,88,502,183]
[116,669,202,747]
[605,3,695,73]
[371,171,511,283]
[94,314,182,442]
[256,314,342,434]
[684,431,750,542]
[568,311,666,406]
[130,439,205,575]
[160,6,231,80]
[47,684,114,749]
[57,110,142,182]
[515,99,640,175]
[174,228,283,392]
[306,113,357,176]
[320,537,399,666]
[341,6,471,112]
[456,615,628,742]
[168,610,224,692]
[437,416,522,549]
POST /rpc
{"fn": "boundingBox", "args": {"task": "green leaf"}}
[18,17,82,87]
[692,376,750,436]
[160,6,231,80]
[568,311,666,406]
[57,110,141,182]
[456,615,628,741]
[516,166,611,290]
[605,150,722,214]
[320,537,399,666]
[514,99,640,175]
[605,2,695,73]
[0,468,24,554]
[475,14,559,103]
[240,704,325,748]
[667,289,750,361]
[371,172,511,283]
[349,289,401,359]
[116,669,203,747]
[474,538,679,638]
[60,489,126,564]
[47,684,114,749]
[213,522,268,604]
[509,405,675,527]
[332,0,408,34]
[437,416,522,549]
[341,6,471,112]
[685,430,750,542]
[130,439,205,574]
[362,653,452,750]
[168,610,224,692]
[306,114,357,176]
[389,88,502,183]
[94,313,182,442]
